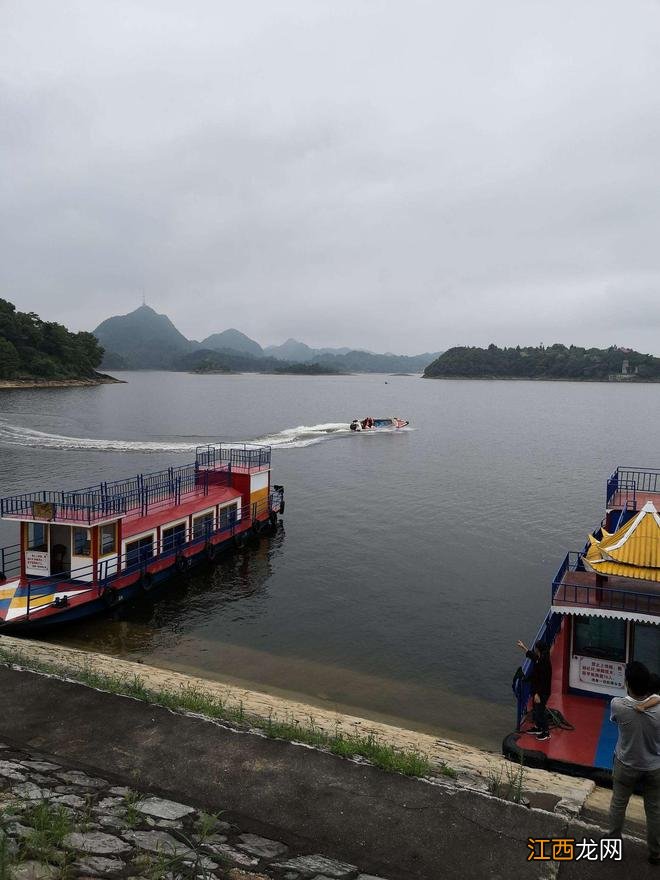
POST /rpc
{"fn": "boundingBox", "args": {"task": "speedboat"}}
[349,417,409,431]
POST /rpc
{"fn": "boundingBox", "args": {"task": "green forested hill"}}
[94,304,192,369]
[423,344,660,381]
[0,299,104,380]
[177,349,341,375]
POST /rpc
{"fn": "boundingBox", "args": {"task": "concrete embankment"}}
[0,636,654,878]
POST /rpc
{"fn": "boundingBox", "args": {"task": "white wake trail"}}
[0,420,352,453]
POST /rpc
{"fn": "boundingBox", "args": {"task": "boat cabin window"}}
[573,617,626,663]
[633,623,660,674]
[99,523,117,556]
[219,504,237,531]
[193,513,214,540]
[72,527,92,557]
[162,522,187,552]
[125,535,154,567]
[27,523,48,552]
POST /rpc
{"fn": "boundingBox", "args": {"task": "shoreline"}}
[1,660,646,880]
[0,372,124,389]
[0,634,593,805]
[423,374,660,383]
[127,648,506,753]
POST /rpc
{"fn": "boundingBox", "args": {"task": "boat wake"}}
[0,420,353,454]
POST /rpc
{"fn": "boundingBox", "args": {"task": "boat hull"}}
[0,521,277,632]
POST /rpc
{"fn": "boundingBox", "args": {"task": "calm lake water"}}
[1,372,659,750]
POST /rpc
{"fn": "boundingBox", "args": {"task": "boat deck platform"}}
[504,625,617,775]
[609,489,660,510]
[553,569,660,618]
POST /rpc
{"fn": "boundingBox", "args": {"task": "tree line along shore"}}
[0,298,107,385]
[423,343,660,382]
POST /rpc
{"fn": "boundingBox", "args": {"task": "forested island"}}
[181,350,341,375]
[424,344,660,381]
[0,298,116,387]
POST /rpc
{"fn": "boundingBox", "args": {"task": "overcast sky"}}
[2,1,660,355]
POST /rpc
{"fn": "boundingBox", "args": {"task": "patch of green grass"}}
[0,646,441,780]
[21,800,72,847]
[77,793,95,832]
[0,832,16,880]
[19,799,73,863]
[194,810,222,843]
[134,841,217,880]
[122,789,142,829]
[487,756,526,804]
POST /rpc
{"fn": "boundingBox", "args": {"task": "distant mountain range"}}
[93,306,439,373]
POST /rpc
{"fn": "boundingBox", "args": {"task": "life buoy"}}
[140,571,154,592]
[103,588,120,607]
[175,553,189,573]
[206,542,218,562]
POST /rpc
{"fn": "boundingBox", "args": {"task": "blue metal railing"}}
[1,463,214,524]
[196,444,271,470]
[614,501,628,533]
[552,551,660,616]
[607,467,660,507]
[606,469,618,507]
[0,543,21,580]
[0,446,271,525]
[514,610,562,729]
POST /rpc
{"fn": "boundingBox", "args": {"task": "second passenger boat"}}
[504,466,660,779]
[0,443,284,630]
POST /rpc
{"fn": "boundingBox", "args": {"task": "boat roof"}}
[583,501,660,580]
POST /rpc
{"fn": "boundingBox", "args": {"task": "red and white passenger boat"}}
[0,444,284,630]
[505,466,660,778]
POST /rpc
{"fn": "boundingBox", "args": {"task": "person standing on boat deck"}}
[516,639,552,740]
[608,661,660,865]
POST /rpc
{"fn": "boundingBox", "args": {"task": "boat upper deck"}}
[607,466,660,511]
[0,444,270,527]
[122,482,242,538]
[551,550,660,622]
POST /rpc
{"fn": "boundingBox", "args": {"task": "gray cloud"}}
[2,0,660,354]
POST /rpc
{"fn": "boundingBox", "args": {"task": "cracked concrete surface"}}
[0,638,654,878]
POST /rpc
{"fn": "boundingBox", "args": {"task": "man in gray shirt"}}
[609,661,660,864]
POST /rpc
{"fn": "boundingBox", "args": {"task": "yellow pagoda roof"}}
[583,501,660,581]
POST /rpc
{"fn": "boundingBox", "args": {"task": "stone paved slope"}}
[0,739,387,879]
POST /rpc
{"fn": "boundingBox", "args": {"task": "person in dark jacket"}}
[516,639,552,740]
